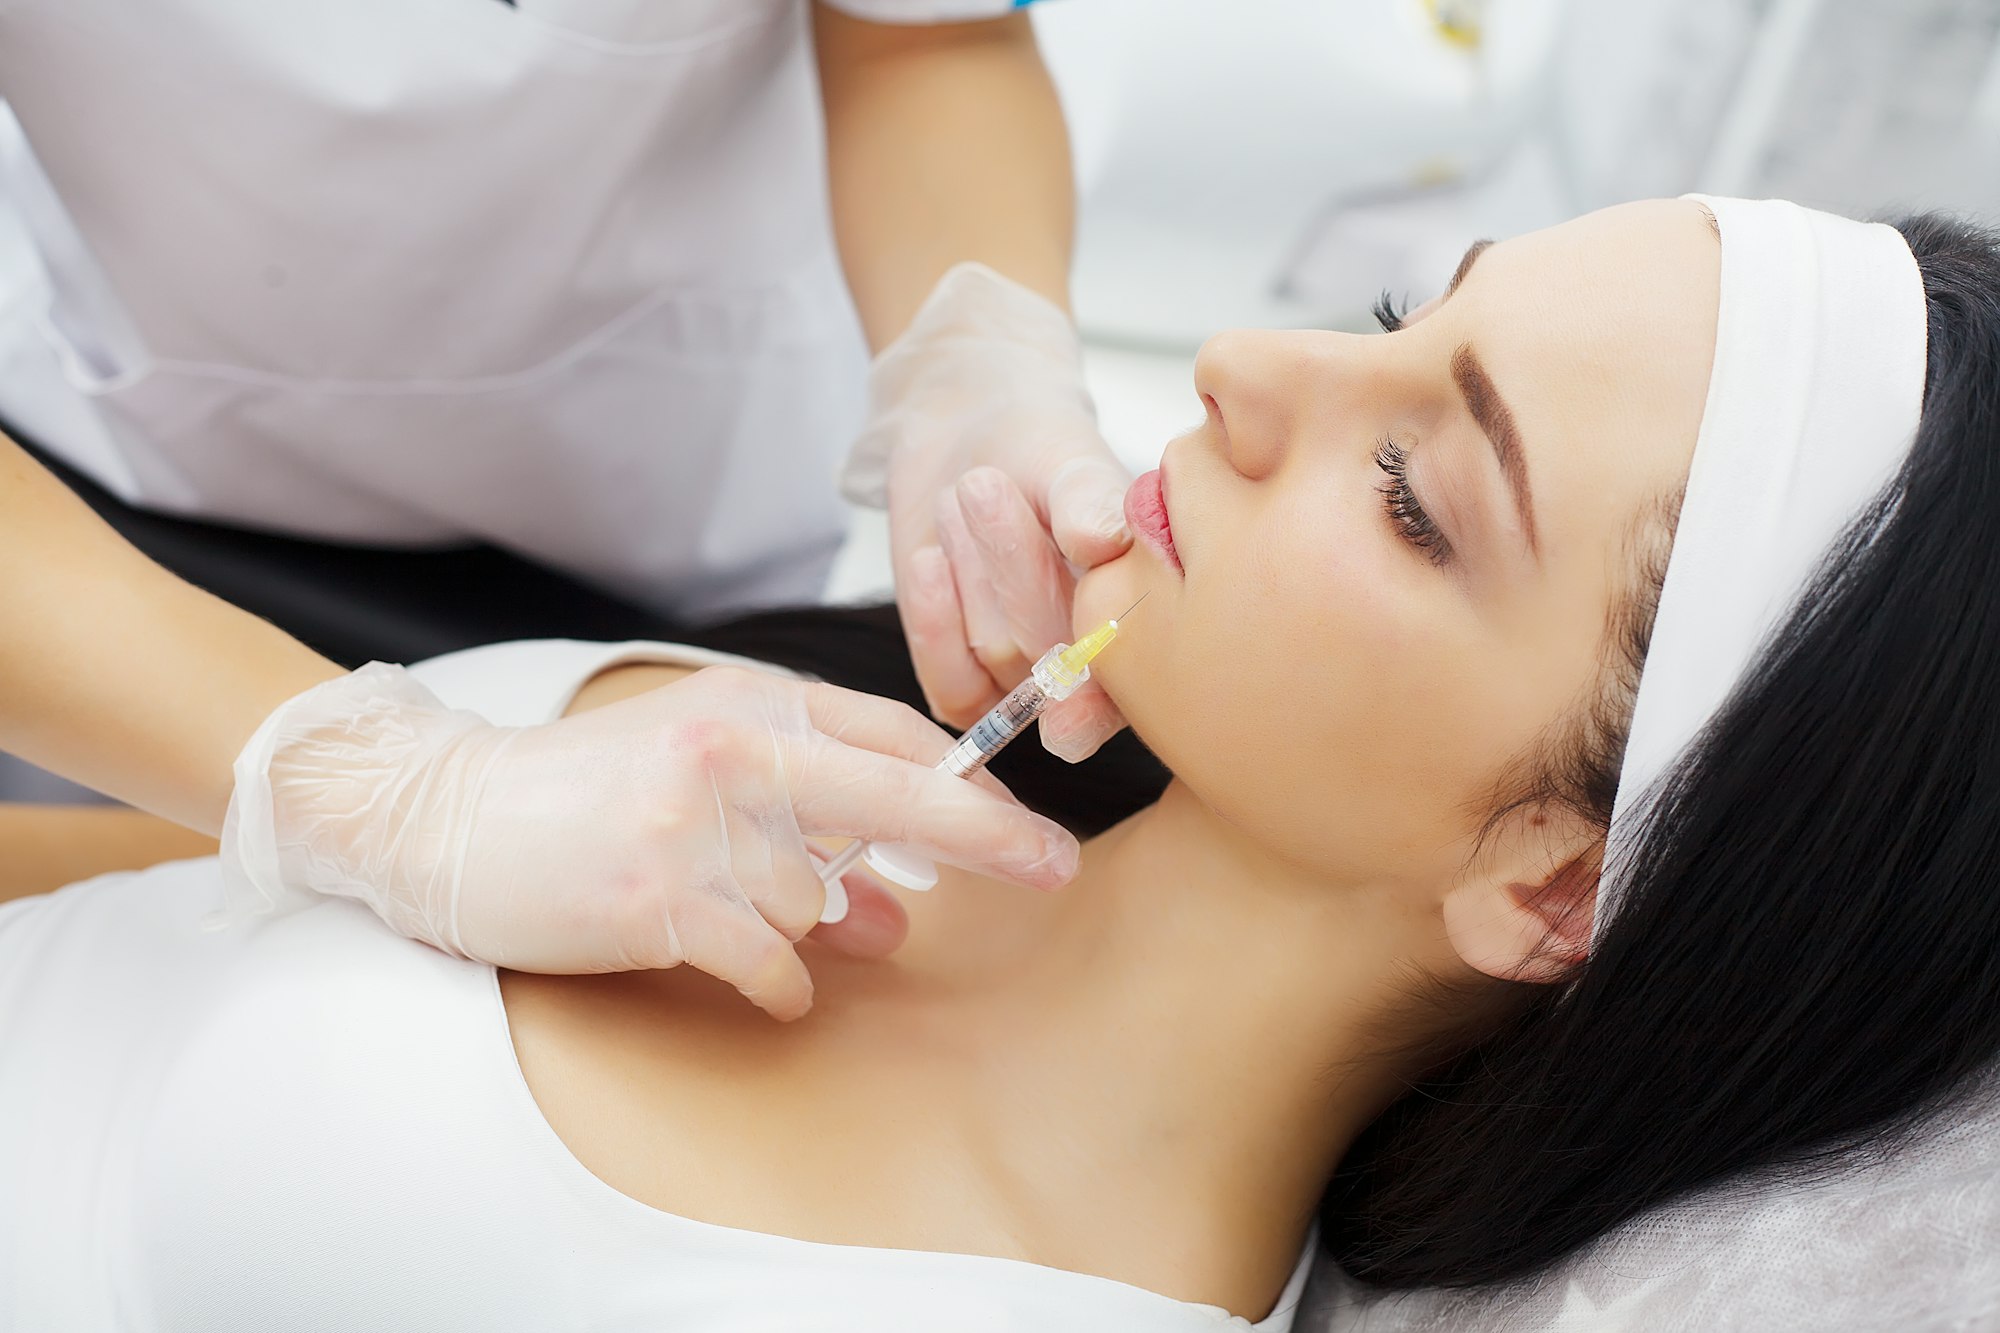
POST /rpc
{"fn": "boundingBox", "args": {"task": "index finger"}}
[893,506,1003,728]
[795,679,1015,802]
[901,544,1001,728]
[958,467,1075,656]
[788,734,1079,890]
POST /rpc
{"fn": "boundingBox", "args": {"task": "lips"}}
[1124,469,1181,572]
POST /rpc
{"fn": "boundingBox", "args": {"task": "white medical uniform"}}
[0,638,1314,1333]
[0,0,1023,620]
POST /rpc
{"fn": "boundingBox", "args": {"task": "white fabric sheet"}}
[1300,1075,2000,1330]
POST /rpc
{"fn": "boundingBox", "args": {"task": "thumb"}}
[1044,454,1133,568]
[1037,682,1128,763]
[808,870,911,959]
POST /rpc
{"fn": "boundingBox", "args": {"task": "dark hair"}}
[1321,211,2000,1286]
[685,212,2000,1291]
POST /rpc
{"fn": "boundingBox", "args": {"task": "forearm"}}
[0,437,343,834]
[0,804,217,904]
[0,663,694,907]
[814,5,1076,349]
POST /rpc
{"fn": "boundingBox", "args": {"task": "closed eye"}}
[1373,290,1411,333]
[1373,239,1492,334]
[1375,438,1454,566]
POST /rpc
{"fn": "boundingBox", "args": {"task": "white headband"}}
[1597,195,1930,941]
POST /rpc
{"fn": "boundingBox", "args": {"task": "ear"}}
[1441,814,1602,984]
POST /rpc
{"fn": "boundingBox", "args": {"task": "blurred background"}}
[836,0,2000,596]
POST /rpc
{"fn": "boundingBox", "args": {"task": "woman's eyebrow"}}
[1451,343,1540,557]
[1444,239,1493,301]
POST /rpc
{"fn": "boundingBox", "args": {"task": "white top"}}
[0,639,1313,1332]
[0,0,1023,619]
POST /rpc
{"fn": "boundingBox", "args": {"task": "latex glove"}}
[220,662,1078,1020]
[842,262,1132,762]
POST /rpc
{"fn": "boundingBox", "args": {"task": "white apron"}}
[0,0,1019,619]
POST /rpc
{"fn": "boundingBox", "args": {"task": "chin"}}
[1072,549,1169,731]
[1073,557,1127,640]
[1073,545,1158,641]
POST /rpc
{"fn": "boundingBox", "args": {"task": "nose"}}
[1193,328,1369,482]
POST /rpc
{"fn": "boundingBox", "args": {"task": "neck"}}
[875,780,1439,1273]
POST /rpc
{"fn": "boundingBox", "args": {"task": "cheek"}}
[1109,487,1569,878]
[1169,616,1456,868]
[1150,496,1459,850]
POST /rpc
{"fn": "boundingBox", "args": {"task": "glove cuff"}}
[899,262,1083,365]
[840,263,1088,509]
[215,662,474,932]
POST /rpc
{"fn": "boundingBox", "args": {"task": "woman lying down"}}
[7,195,2000,1330]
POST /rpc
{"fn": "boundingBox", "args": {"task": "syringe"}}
[815,598,1142,923]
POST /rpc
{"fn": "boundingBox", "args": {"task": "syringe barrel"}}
[941,675,1049,778]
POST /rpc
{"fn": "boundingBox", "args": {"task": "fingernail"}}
[958,467,1008,523]
[1041,720,1101,764]
[1023,819,1081,887]
[839,916,900,957]
[835,885,904,955]
[1090,495,1132,547]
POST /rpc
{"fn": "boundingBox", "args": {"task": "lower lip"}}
[1124,470,1181,572]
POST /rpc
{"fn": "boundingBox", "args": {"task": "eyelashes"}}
[1369,293,1453,566]
[1374,437,1454,567]
[1373,290,1410,333]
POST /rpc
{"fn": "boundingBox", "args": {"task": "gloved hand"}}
[843,262,1132,763]
[220,662,1078,1020]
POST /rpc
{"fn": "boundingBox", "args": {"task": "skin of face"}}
[1076,199,1721,957]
